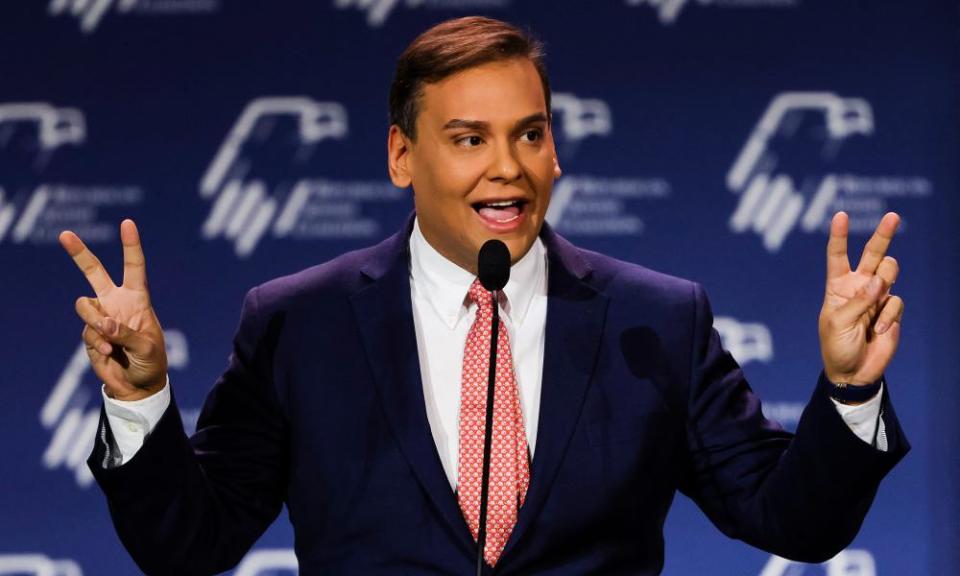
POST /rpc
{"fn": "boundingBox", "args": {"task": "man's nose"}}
[487,139,522,183]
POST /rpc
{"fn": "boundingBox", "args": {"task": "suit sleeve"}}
[87,286,288,576]
[678,283,909,563]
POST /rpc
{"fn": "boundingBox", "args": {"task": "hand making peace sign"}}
[59,212,902,400]
[819,211,905,386]
[60,219,168,401]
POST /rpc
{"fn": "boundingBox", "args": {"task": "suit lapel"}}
[350,218,609,565]
[350,220,477,559]
[501,225,610,562]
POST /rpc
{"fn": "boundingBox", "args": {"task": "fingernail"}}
[868,276,882,295]
[95,320,104,334]
[103,318,117,335]
[99,342,112,355]
[875,322,888,334]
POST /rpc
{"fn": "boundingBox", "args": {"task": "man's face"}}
[388,57,561,274]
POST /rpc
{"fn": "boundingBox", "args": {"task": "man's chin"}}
[500,235,538,265]
[466,219,542,265]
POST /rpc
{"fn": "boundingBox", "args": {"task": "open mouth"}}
[471,199,528,224]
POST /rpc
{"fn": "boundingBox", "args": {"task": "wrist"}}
[823,368,875,387]
[106,375,167,402]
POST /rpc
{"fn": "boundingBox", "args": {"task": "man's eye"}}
[521,129,543,143]
[456,135,484,147]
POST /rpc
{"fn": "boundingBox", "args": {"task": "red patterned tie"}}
[457,279,531,567]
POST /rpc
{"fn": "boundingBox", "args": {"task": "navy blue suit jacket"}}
[89,216,908,575]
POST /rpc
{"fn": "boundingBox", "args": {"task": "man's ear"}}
[388,125,413,189]
[547,115,562,179]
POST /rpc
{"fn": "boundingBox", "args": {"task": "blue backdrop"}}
[1,1,957,574]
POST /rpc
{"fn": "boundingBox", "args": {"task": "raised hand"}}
[60,219,168,401]
[819,212,904,386]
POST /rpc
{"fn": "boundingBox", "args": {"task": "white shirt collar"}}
[409,217,546,330]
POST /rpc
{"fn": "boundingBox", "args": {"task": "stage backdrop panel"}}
[1,1,957,574]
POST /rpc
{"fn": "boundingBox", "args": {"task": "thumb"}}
[833,275,885,327]
[97,317,156,357]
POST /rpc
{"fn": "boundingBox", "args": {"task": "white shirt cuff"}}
[101,376,171,464]
[830,382,887,452]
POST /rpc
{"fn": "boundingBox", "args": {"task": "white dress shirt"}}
[102,218,886,471]
[409,219,548,488]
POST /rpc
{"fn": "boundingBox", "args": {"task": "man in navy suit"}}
[60,16,908,575]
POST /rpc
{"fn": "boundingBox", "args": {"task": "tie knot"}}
[468,278,494,311]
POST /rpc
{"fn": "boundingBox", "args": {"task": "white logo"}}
[0,103,84,243]
[234,549,298,576]
[333,0,421,27]
[0,554,82,576]
[760,549,876,576]
[714,316,773,365]
[546,93,671,237]
[714,317,795,427]
[551,92,613,159]
[48,0,220,34]
[546,175,670,236]
[0,103,85,157]
[0,102,145,247]
[40,331,189,488]
[334,0,510,28]
[200,96,405,258]
[727,92,931,252]
[624,0,800,26]
[333,0,510,28]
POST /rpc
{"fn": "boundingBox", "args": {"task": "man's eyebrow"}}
[441,113,548,132]
[513,112,549,129]
[442,119,489,131]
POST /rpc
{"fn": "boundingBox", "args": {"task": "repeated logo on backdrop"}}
[0,550,298,576]
[232,550,299,576]
[199,97,407,258]
[7,2,947,574]
[714,316,773,366]
[0,548,875,576]
[624,0,801,26]
[333,0,511,28]
[760,549,876,576]
[0,554,82,576]
[40,330,193,488]
[727,92,932,252]
[714,316,805,428]
[0,102,144,247]
[546,92,672,237]
[48,0,221,34]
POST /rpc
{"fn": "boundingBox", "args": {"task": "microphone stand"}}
[476,289,499,576]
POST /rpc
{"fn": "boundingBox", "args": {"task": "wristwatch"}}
[826,376,883,405]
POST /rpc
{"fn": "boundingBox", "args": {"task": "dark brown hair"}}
[389,16,550,140]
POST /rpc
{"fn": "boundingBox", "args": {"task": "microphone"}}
[475,239,509,574]
[478,239,510,291]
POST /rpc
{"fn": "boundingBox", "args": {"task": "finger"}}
[75,297,153,356]
[96,316,155,357]
[82,324,114,356]
[75,296,107,330]
[874,295,904,335]
[856,212,900,275]
[826,212,851,280]
[59,230,116,297]
[876,256,899,288]
[120,219,148,290]
[833,274,887,327]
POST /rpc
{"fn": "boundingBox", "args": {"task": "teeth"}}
[483,200,518,207]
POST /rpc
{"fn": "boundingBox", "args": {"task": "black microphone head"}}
[477,239,510,291]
